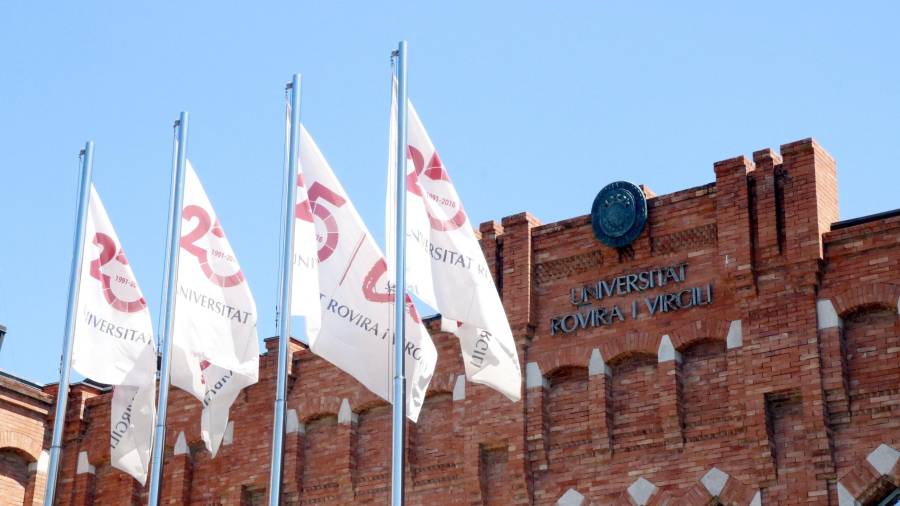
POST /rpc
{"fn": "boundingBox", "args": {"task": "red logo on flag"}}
[89,232,147,313]
[362,259,421,323]
[181,205,245,288]
[406,146,468,232]
[296,177,347,262]
[193,353,212,384]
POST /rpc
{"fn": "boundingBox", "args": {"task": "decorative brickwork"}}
[2,138,899,504]
[535,250,603,285]
[651,223,717,255]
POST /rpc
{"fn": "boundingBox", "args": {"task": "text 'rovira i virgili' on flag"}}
[292,123,437,422]
[386,80,523,402]
[72,185,157,484]
[170,161,260,457]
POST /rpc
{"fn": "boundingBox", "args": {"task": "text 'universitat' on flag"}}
[170,161,259,457]
[294,123,436,422]
[386,80,522,402]
[72,185,156,484]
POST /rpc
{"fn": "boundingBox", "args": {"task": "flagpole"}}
[148,112,190,506]
[391,39,409,506]
[268,73,302,506]
[44,141,95,506]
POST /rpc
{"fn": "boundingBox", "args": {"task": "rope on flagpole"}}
[154,122,180,358]
[387,49,398,411]
[53,149,86,379]
[274,87,291,334]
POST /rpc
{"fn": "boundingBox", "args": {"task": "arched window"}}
[546,366,590,457]
[0,448,30,505]
[412,392,455,480]
[843,307,899,415]
[301,414,340,495]
[610,354,661,450]
[355,403,391,492]
[680,339,728,439]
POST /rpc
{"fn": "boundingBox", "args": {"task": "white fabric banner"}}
[170,161,259,457]
[299,124,436,421]
[387,84,522,401]
[72,186,156,483]
[288,108,322,341]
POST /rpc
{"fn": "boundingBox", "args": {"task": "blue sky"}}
[1,2,898,384]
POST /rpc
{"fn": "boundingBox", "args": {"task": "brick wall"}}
[3,138,899,505]
[0,373,52,505]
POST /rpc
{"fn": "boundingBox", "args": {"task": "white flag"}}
[72,186,156,483]
[170,161,259,457]
[288,109,322,341]
[387,84,522,401]
[299,125,436,421]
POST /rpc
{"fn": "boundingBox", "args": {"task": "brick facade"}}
[2,138,899,505]
[0,372,53,505]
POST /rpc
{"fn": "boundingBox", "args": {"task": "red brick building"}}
[2,138,899,505]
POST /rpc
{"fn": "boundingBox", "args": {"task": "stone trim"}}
[526,362,549,389]
[338,398,357,425]
[223,421,234,446]
[174,431,188,455]
[556,487,585,506]
[726,320,743,349]
[657,335,681,363]
[588,348,610,377]
[817,299,842,330]
[627,477,657,505]
[452,375,466,401]
[701,467,729,497]
[285,409,300,434]
[76,451,95,474]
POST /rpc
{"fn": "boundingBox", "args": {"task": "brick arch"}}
[294,396,343,423]
[537,347,591,379]
[830,282,900,318]
[837,443,900,506]
[601,332,659,366]
[669,318,731,351]
[0,431,41,463]
[355,397,390,414]
[545,364,588,380]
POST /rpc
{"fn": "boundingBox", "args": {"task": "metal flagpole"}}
[148,112,190,506]
[44,141,95,505]
[268,73,302,506]
[391,39,409,506]
[155,117,182,355]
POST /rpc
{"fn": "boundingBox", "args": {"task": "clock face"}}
[591,181,648,248]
